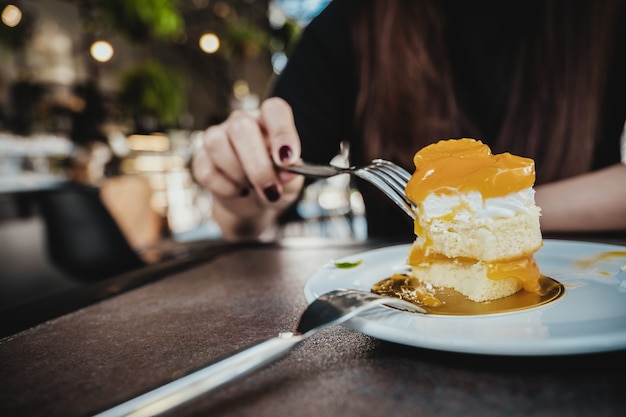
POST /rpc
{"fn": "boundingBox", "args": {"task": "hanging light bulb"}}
[199,33,220,54]
[90,40,114,62]
[1,4,22,27]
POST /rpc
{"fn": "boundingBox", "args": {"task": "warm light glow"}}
[199,33,220,54]
[1,4,22,27]
[120,155,186,174]
[232,80,250,100]
[90,40,114,62]
[127,134,170,152]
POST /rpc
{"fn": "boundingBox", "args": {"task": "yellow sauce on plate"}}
[371,273,564,316]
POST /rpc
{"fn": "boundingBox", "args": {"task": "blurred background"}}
[0,0,367,310]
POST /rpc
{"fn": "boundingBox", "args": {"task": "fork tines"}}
[356,159,417,219]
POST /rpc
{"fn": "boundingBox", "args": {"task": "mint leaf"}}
[333,259,363,269]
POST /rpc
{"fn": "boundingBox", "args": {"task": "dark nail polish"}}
[263,184,280,202]
[278,145,293,162]
[240,187,249,197]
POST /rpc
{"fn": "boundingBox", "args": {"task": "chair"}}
[38,183,146,281]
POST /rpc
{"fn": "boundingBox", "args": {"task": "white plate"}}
[303,239,626,356]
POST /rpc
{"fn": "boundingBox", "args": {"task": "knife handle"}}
[93,333,304,417]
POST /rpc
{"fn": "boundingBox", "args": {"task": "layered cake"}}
[405,138,543,302]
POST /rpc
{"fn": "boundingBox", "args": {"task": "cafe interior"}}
[0,0,352,313]
[1,2,625,417]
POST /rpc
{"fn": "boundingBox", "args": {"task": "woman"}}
[192,0,626,241]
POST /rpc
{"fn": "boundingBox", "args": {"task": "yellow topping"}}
[487,256,542,293]
[405,138,536,202]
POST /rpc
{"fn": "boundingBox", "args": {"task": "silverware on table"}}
[282,159,417,219]
[92,289,424,417]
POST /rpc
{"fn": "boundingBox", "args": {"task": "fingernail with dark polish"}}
[240,187,250,197]
[279,145,293,162]
[263,184,280,202]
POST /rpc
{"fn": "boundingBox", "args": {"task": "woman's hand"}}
[192,97,305,240]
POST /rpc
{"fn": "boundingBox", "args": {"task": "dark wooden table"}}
[1,235,625,417]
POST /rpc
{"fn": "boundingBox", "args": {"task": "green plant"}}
[117,61,186,131]
[95,0,184,42]
[278,18,302,55]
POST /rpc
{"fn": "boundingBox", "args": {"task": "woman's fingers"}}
[193,123,249,199]
[258,97,301,167]
[223,109,283,202]
[193,98,304,207]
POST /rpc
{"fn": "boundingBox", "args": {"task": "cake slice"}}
[405,138,543,302]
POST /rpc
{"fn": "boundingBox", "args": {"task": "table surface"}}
[1,236,625,417]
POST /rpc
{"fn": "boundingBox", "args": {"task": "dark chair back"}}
[38,183,145,281]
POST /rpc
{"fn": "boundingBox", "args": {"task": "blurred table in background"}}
[0,132,73,193]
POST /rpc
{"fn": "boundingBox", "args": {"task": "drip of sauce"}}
[574,251,626,271]
[372,273,564,316]
[487,255,542,293]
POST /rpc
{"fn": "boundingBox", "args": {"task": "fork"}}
[282,159,417,219]
[93,289,424,417]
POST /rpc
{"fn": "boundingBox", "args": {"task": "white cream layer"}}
[416,188,537,223]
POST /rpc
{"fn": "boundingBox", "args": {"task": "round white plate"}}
[303,239,626,356]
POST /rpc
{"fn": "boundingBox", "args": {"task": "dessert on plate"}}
[404,138,543,302]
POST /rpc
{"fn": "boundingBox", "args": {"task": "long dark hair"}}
[350,0,621,184]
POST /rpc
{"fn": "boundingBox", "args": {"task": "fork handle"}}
[93,333,305,417]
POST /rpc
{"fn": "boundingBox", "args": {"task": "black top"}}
[272,0,626,239]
